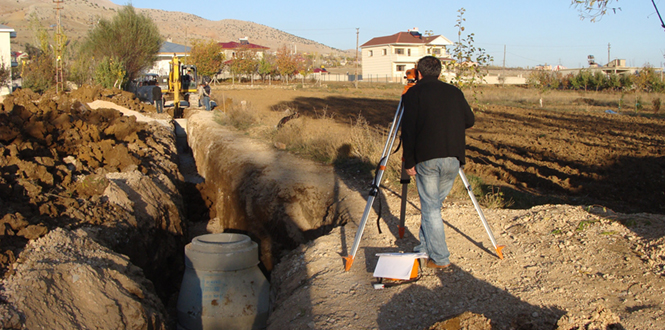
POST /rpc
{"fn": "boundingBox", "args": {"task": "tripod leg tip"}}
[343,256,354,271]
[496,245,506,259]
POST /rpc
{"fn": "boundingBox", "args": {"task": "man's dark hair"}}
[417,56,442,77]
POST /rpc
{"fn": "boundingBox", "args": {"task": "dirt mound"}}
[0,86,187,328]
[1,228,169,329]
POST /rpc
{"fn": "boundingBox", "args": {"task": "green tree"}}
[607,73,621,91]
[570,70,592,91]
[189,39,224,81]
[68,41,96,87]
[258,54,276,82]
[589,71,608,91]
[94,56,126,88]
[80,5,162,85]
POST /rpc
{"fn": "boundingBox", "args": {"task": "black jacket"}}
[401,76,475,169]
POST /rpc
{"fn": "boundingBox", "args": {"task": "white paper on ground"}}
[373,252,428,280]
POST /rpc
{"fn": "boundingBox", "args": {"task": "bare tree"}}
[572,0,620,21]
[573,1,665,32]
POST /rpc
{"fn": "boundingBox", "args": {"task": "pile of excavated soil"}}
[0,87,187,329]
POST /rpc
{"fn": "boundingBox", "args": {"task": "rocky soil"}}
[0,87,187,329]
[269,198,665,330]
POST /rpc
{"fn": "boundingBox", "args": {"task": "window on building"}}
[407,49,411,56]
[433,48,441,55]
[368,50,373,57]
[396,65,406,72]
[395,48,405,55]
[382,49,387,56]
[427,48,431,54]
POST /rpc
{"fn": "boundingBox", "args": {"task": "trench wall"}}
[185,110,358,269]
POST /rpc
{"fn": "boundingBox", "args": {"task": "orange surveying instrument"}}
[343,68,504,272]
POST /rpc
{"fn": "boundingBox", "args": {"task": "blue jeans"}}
[203,96,211,111]
[413,157,459,266]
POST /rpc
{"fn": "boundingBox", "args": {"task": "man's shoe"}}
[426,259,451,269]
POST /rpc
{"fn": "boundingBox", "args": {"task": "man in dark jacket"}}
[401,56,475,269]
[202,80,211,111]
[151,84,163,114]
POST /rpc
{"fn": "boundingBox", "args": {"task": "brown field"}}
[212,83,665,215]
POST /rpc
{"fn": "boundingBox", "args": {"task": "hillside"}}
[0,0,346,55]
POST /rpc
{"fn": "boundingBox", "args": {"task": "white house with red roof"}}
[219,37,269,61]
[360,28,452,82]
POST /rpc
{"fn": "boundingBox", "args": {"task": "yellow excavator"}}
[167,55,199,118]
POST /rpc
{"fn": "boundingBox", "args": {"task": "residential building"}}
[147,41,191,76]
[219,37,269,60]
[360,28,452,82]
[0,24,16,95]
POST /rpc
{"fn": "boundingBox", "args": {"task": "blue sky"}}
[112,0,665,69]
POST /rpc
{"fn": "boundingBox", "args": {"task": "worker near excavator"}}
[151,81,163,114]
[401,55,475,270]
[201,80,211,111]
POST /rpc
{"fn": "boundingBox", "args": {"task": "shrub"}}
[653,98,661,113]
[22,54,55,93]
[80,5,162,84]
[93,56,126,89]
[0,61,10,87]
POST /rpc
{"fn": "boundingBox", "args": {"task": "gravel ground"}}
[268,190,665,329]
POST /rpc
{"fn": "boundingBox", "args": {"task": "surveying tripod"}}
[343,70,504,271]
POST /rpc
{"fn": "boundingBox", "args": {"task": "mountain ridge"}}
[0,0,349,55]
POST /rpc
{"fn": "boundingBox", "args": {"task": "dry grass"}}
[215,99,261,130]
[212,83,664,210]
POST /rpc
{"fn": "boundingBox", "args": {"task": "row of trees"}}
[20,5,162,92]
[528,66,665,93]
[18,1,330,94]
[188,41,322,85]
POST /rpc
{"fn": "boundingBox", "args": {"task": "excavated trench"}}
[179,110,345,271]
[0,87,352,328]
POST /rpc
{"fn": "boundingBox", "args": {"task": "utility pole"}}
[502,44,506,76]
[355,28,359,89]
[54,0,64,93]
[607,43,611,65]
